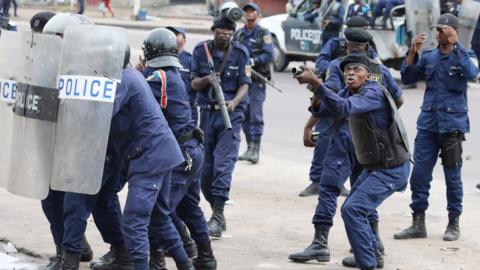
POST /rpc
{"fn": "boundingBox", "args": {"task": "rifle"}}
[251,69,284,93]
[203,42,232,130]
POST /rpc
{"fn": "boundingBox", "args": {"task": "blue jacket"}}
[401,43,479,134]
[233,24,274,69]
[178,51,197,112]
[346,3,370,19]
[191,40,252,108]
[109,68,183,184]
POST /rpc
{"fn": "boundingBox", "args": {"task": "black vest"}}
[349,86,410,169]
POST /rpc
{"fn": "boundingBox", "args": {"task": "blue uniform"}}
[110,68,184,269]
[321,1,345,45]
[178,50,199,126]
[401,43,479,216]
[233,24,274,142]
[312,80,410,269]
[310,55,402,227]
[471,14,480,62]
[346,3,370,20]
[145,67,209,260]
[191,40,251,206]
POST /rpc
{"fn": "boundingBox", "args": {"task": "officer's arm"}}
[230,51,252,106]
[253,32,274,65]
[315,83,383,117]
[191,76,212,91]
[190,47,212,91]
[315,40,335,73]
[381,65,404,108]
[401,53,426,85]
[323,61,344,93]
[455,43,480,80]
[328,6,345,27]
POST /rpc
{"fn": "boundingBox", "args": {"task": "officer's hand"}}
[294,65,322,88]
[226,100,238,112]
[303,127,315,147]
[204,75,214,86]
[442,26,458,44]
[311,95,321,111]
[135,62,145,73]
[412,33,427,53]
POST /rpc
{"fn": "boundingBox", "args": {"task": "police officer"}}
[142,28,216,270]
[346,0,370,20]
[289,28,404,265]
[39,14,94,270]
[191,16,251,238]
[234,2,274,164]
[371,0,404,29]
[166,26,199,127]
[320,0,345,46]
[395,13,479,242]
[30,11,55,33]
[295,54,411,270]
[299,16,377,197]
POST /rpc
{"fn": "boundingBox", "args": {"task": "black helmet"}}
[142,28,182,68]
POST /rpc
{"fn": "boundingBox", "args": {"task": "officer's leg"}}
[439,132,464,241]
[41,189,65,269]
[200,109,216,205]
[149,170,192,269]
[122,174,165,270]
[395,130,440,240]
[341,166,408,270]
[238,100,253,161]
[208,110,243,237]
[177,180,217,269]
[62,192,97,269]
[245,83,266,164]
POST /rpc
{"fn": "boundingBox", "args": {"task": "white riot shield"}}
[0,31,22,189]
[7,33,62,200]
[405,0,441,50]
[50,25,127,194]
[458,0,480,48]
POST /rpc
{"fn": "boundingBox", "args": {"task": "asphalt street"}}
[2,24,480,269]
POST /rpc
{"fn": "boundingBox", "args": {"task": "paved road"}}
[2,26,480,270]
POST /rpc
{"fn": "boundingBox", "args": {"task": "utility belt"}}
[199,102,222,111]
[177,128,204,144]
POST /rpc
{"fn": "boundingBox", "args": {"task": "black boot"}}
[177,223,197,258]
[370,221,385,255]
[288,225,330,262]
[81,235,93,262]
[394,212,427,240]
[89,248,114,268]
[193,241,217,270]
[90,245,134,270]
[149,248,167,270]
[208,204,225,238]
[62,253,81,270]
[47,245,63,270]
[342,248,384,269]
[176,260,195,270]
[298,182,320,197]
[246,140,260,164]
[339,185,350,197]
[443,215,460,241]
[238,140,253,161]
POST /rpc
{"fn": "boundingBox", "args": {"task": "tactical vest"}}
[235,27,272,80]
[349,86,410,169]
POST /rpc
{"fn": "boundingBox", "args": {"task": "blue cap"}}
[243,3,260,13]
[166,26,186,38]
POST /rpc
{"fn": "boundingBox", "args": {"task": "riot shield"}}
[7,32,62,200]
[0,31,22,189]
[405,0,441,50]
[458,0,480,48]
[50,25,127,194]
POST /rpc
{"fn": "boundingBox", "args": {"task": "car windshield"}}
[293,0,314,17]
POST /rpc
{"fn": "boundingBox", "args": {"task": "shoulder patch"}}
[150,69,168,109]
[263,34,272,44]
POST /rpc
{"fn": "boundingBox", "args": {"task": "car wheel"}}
[273,36,289,72]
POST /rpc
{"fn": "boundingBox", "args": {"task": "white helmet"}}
[42,13,93,36]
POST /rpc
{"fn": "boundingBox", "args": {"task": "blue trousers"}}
[150,141,209,256]
[122,169,177,267]
[62,176,124,253]
[374,0,404,17]
[200,107,244,205]
[312,131,357,226]
[341,162,410,269]
[309,120,332,183]
[41,189,65,246]
[242,81,266,141]
[409,129,463,215]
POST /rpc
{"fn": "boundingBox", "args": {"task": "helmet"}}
[30,11,56,32]
[220,1,243,22]
[42,13,93,36]
[142,28,182,68]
